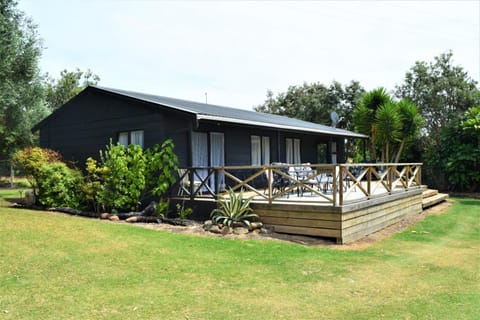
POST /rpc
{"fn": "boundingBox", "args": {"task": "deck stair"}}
[422,187,449,209]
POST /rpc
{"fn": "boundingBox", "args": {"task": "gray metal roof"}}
[96,86,367,138]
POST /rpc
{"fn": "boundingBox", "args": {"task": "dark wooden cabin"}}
[32,86,367,169]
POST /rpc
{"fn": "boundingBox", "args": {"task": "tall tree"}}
[395,51,480,143]
[45,68,100,111]
[0,0,48,160]
[255,80,365,131]
[353,89,423,162]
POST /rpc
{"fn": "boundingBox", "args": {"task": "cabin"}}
[33,86,427,244]
[32,86,366,170]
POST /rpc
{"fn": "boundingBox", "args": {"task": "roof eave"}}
[196,114,368,138]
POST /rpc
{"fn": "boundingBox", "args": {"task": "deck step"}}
[422,192,449,209]
[422,189,438,198]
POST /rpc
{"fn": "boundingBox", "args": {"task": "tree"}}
[353,89,423,162]
[395,51,480,143]
[255,80,365,130]
[45,68,100,111]
[352,88,392,161]
[0,0,48,160]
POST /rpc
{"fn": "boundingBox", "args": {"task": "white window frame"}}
[118,130,144,148]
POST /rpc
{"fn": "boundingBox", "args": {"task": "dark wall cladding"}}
[38,89,194,166]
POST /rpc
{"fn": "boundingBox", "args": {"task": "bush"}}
[37,162,83,208]
[92,139,179,213]
[12,147,62,195]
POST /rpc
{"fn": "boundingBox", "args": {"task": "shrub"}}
[12,147,62,196]
[211,188,258,229]
[37,162,83,208]
[98,143,146,212]
[94,139,179,213]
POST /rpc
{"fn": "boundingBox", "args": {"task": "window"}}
[286,138,301,164]
[251,135,270,165]
[118,130,144,148]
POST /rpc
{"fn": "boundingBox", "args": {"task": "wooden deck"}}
[173,163,423,244]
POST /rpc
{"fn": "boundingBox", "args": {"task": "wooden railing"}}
[173,163,422,206]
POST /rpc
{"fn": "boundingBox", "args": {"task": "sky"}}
[18,0,480,110]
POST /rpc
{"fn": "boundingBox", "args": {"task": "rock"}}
[221,226,233,235]
[24,190,35,206]
[203,220,213,231]
[250,222,263,230]
[260,227,271,234]
[108,215,120,221]
[252,228,261,234]
[100,213,110,219]
[233,227,249,235]
[209,225,222,234]
[126,216,138,222]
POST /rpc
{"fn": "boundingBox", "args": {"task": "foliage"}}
[98,142,146,212]
[144,139,179,198]
[424,108,480,192]
[93,139,179,213]
[11,147,62,195]
[395,51,480,143]
[211,188,258,229]
[255,80,365,131]
[45,68,100,111]
[353,89,423,162]
[81,157,108,213]
[36,162,83,208]
[175,202,193,220]
[0,0,48,159]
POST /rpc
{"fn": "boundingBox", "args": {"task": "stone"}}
[24,190,35,206]
[221,226,233,235]
[203,220,213,231]
[209,225,222,234]
[250,222,263,230]
[233,227,249,235]
[100,213,110,219]
[108,215,120,221]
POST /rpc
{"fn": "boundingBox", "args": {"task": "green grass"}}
[0,189,479,319]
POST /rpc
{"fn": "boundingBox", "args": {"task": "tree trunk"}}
[394,139,406,163]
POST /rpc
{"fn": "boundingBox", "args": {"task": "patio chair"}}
[177,169,203,196]
[317,172,333,193]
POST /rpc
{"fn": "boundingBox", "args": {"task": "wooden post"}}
[367,166,371,198]
[332,166,337,205]
[339,165,344,205]
[267,166,273,205]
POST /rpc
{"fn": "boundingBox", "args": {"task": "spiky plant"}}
[210,188,258,229]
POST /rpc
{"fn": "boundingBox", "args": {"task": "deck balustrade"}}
[174,163,422,206]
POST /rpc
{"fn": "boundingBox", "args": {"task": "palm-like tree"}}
[393,99,424,162]
[376,101,401,162]
[353,88,391,161]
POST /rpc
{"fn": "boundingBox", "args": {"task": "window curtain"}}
[262,136,270,165]
[286,138,293,164]
[118,132,129,147]
[210,132,225,191]
[130,130,144,148]
[251,136,261,165]
[293,138,301,164]
[192,132,208,191]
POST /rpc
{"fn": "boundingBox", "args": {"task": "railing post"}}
[367,166,371,198]
[267,166,272,205]
[332,165,337,205]
[188,168,194,200]
[339,165,344,205]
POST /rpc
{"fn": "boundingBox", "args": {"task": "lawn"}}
[0,189,479,319]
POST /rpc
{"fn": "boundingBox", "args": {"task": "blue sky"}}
[18,0,480,110]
